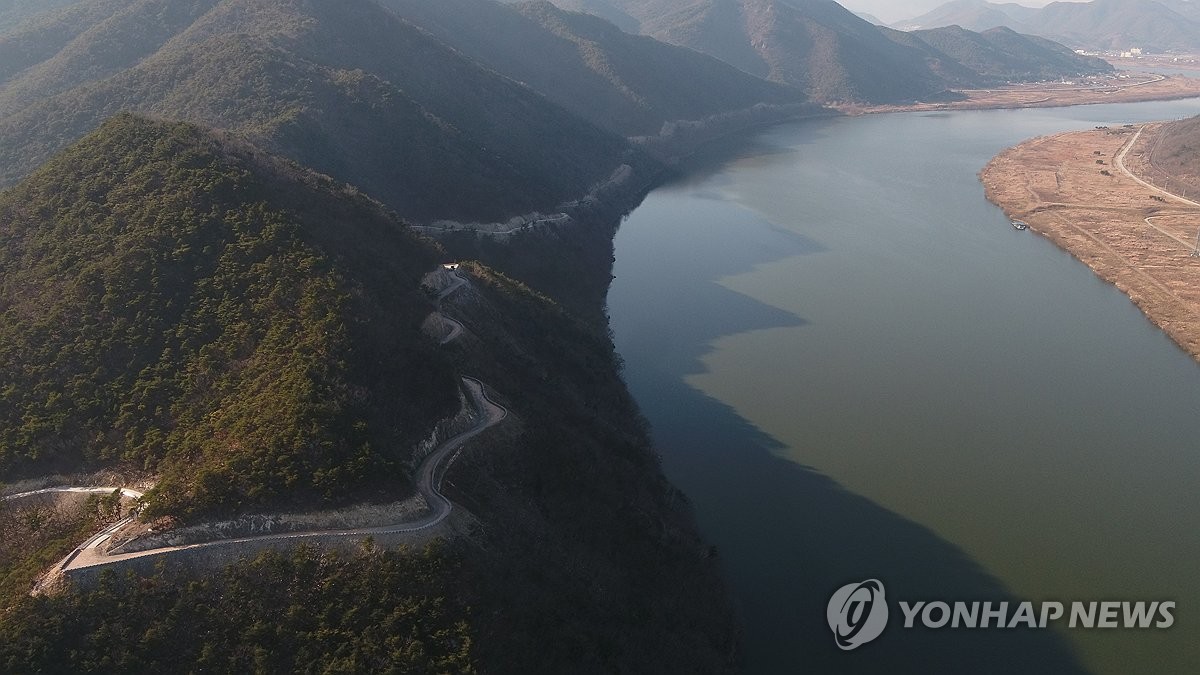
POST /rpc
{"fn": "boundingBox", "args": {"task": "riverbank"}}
[611,101,1200,675]
[843,73,1200,115]
[982,124,1200,360]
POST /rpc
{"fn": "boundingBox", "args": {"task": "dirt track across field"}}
[982,124,1200,361]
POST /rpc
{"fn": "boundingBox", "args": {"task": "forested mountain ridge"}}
[0,0,636,223]
[0,0,81,34]
[893,25,1113,85]
[894,0,1045,32]
[379,0,810,136]
[512,0,1114,102]
[0,113,460,519]
[897,0,1200,52]
[617,0,950,101]
[0,545,480,672]
[0,112,739,672]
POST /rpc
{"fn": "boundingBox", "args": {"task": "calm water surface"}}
[608,101,1200,674]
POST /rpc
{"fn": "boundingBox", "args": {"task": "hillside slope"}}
[898,0,1200,52]
[0,254,741,669]
[0,114,460,518]
[1032,0,1200,50]
[522,0,1110,103]
[1161,0,1200,20]
[894,0,1039,31]
[1146,114,1200,195]
[379,0,807,136]
[903,25,1113,83]
[0,0,81,34]
[428,262,739,672]
[634,0,950,102]
[0,113,739,672]
[0,0,634,223]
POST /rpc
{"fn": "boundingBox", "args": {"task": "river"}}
[607,100,1200,674]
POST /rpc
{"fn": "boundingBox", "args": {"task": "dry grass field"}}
[982,124,1200,360]
[844,74,1200,115]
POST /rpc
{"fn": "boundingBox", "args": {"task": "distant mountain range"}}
[516,0,1112,102]
[893,0,1039,32]
[853,10,884,25]
[896,0,1200,52]
[0,0,1116,229]
[0,0,79,33]
[0,0,840,224]
[892,25,1114,85]
[378,0,806,136]
[0,0,645,223]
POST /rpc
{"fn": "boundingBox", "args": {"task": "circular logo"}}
[827,579,889,650]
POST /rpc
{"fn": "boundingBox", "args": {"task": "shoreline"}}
[417,75,1200,241]
[981,123,1200,361]
[842,73,1200,115]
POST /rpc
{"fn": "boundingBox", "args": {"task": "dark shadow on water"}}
[613,111,1090,673]
[615,267,1089,672]
[622,280,808,385]
[610,176,826,383]
[658,121,835,192]
[629,371,1091,675]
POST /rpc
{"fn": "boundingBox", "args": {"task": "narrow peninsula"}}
[982,122,1200,360]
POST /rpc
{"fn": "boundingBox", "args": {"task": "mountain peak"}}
[0,0,633,223]
[0,112,460,517]
[898,0,1200,50]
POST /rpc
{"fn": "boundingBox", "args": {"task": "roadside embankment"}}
[24,269,507,590]
[56,375,501,587]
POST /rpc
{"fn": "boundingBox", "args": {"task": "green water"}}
[609,101,1200,674]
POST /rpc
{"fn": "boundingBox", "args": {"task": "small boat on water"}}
[1012,220,1029,230]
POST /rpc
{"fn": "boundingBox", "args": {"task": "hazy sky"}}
[839,0,1088,24]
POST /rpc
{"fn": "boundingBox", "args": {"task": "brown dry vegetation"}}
[1141,115,1200,198]
[0,491,126,601]
[982,125,1200,360]
[846,74,1200,115]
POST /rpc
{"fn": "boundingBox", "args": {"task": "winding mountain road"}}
[4,487,145,501]
[5,267,505,577]
[435,268,467,344]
